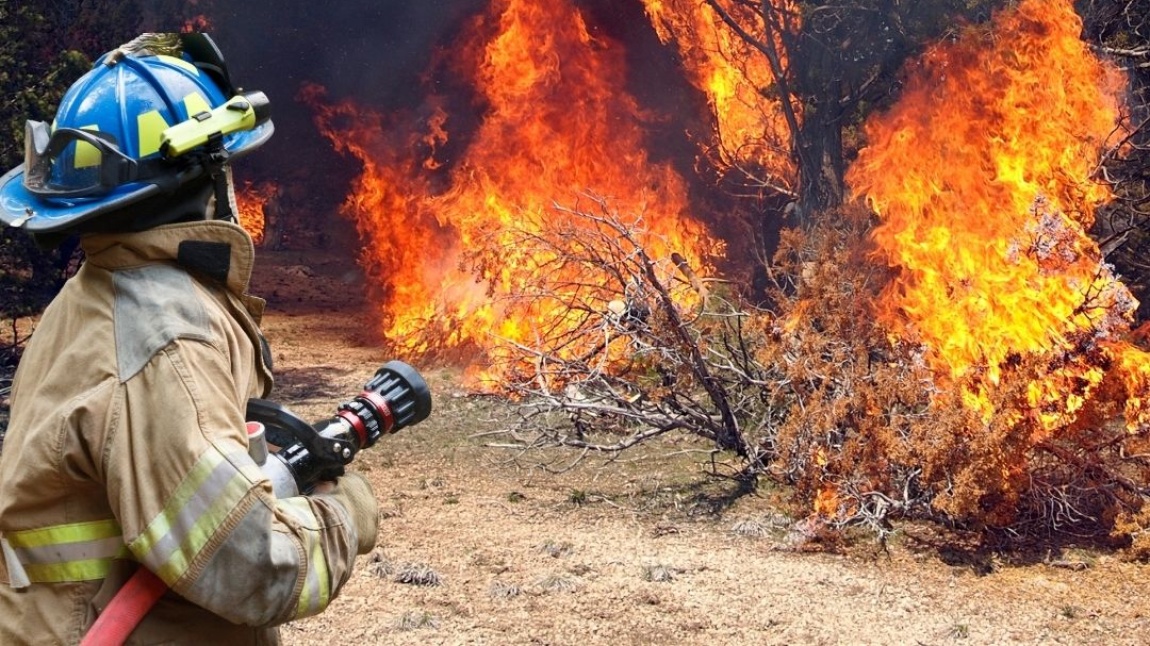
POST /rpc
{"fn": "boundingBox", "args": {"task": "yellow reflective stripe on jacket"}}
[5,519,130,583]
[130,449,254,585]
[278,498,332,617]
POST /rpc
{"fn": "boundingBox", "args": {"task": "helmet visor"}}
[23,121,140,198]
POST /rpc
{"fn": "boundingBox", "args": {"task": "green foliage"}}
[0,0,238,355]
[0,1,208,342]
[0,231,74,315]
[0,7,87,169]
[0,5,87,340]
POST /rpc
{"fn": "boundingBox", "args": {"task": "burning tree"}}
[288,0,1150,549]
[844,0,1150,538]
[453,0,1150,550]
[641,0,1002,220]
[1083,0,1150,320]
[306,0,724,376]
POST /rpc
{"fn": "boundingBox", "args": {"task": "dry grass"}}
[392,562,442,587]
[246,255,1150,645]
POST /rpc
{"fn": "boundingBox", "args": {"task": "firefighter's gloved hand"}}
[314,472,379,554]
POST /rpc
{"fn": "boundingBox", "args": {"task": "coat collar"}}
[80,220,258,299]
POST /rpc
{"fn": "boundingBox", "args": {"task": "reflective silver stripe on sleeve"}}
[131,449,254,585]
[2,519,128,584]
[277,498,332,618]
[1,537,31,589]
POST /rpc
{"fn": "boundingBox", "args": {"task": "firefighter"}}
[0,34,379,644]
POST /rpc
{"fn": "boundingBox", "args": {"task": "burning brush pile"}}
[294,0,1149,548]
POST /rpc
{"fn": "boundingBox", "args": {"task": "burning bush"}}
[765,210,1150,549]
[497,200,1150,552]
[494,196,743,457]
[484,0,1149,540]
[293,0,1150,548]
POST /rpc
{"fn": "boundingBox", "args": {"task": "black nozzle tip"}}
[378,360,432,425]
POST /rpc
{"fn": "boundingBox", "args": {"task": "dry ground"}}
[249,250,1150,646]
[2,248,1149,645]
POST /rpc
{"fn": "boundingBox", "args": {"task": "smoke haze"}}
[206,1,705,202]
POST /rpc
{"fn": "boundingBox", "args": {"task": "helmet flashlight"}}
[160,90,272,158]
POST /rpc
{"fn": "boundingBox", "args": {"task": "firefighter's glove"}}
[319,472,380,555]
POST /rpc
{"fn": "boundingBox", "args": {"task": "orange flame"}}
[813,487,839,517]
[641,0,796,187]
[306,0,722,382]
[234,179,277,245]
[181,15,212,33]
[847,0,1147,431]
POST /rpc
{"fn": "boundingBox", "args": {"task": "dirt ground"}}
[2,247,1149,645]
[247,249,1150,646]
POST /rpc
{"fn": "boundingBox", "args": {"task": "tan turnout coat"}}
[0,221,360,644]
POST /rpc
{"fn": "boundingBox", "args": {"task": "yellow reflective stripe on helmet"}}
[156,54,199,75]
[137,110,171,157]
[182,92,211,120]
[5,519,130,583]
[73,124,102,169]
[278,498,332,618]
[130,449,254,586]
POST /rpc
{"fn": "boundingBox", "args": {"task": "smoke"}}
[213,1,485,106]
[204,0,712,249]
[207,1,486,190]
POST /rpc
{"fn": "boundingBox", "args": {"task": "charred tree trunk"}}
[703,0,847,225]
[793,100,846,220]
[776,4,850,224]
[703,0,1003,226]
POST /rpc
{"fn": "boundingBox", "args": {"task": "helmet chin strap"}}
[208,166,239,223]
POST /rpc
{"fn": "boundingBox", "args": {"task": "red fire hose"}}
[79,567,168,646]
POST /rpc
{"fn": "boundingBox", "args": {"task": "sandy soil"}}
[245,250,1150,646]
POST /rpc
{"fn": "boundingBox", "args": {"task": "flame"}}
[307,0,721,382]
[641,0,796,187]
[847,0,1148,431]
[813,486,839,517]
[181,16,212,32]
[1107,342,1150,432]
[234,179,277,245]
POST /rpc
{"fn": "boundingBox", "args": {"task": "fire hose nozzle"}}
[245,360,433,497]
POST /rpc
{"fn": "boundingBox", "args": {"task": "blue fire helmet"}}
[0,33,273,234]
